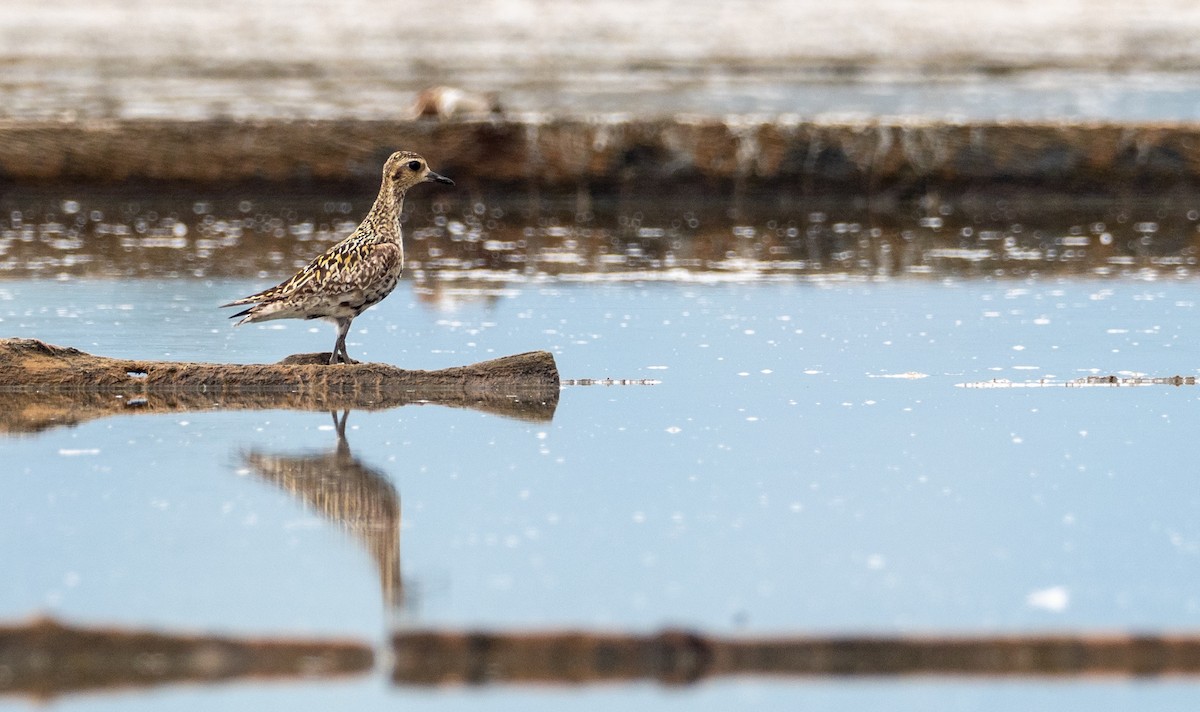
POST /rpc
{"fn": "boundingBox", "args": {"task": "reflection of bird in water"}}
[240,410,404,612]
[222,151,454,364]
[412,278,508,312]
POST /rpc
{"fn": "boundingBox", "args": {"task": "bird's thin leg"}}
[331,409,349,438]
[331,317,353,365]
[327,409,352,459]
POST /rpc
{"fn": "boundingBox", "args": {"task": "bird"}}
[409,86,503,120]
[221,151,453,364]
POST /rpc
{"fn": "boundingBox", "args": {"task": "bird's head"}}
[382,151,454,194]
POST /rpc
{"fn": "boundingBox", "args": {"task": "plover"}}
[410,86,503,120]
[222,151,453,364]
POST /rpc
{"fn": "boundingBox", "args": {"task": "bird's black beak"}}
[425,170,454,186]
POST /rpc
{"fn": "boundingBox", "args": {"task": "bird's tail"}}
[224,298,297,325]
[221,292,269,324]
[228,306,255,322]
[220,294,261,308]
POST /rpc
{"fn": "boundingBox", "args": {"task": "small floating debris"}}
[1026,585,1071,613]
[925,248,994,262]
[957,375,1198,388]
[561,378,661,386]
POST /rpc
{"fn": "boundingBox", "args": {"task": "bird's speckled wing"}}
[225,240,408,326]
[218,237,400,307]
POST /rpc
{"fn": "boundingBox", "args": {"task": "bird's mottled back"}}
[221,150,454,364]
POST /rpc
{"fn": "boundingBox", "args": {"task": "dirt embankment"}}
[3,118,1197,194]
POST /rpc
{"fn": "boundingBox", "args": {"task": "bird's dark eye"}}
[407,160,422,171]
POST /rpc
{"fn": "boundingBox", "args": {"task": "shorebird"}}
[410,86,502,120]
[222,151,453,364]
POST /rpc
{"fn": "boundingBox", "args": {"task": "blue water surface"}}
[2,275,1199,710]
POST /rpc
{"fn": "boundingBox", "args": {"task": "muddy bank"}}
[2,118,1198,193]
[0,339,560,420]
[13,0,1200,78]
[9,1,1200,124]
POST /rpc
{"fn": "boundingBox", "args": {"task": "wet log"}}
[0,617,371,699]
[392,628,1200,686]
[0,338,559,393]
[0,338,559,432]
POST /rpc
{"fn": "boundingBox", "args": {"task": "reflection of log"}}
[392,629,1200,685]
[0,339,558,433]
[243,411,404,612]
[0,617,371,699]
[0,387,556,434]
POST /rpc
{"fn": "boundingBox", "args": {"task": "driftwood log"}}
[0,339,559,432]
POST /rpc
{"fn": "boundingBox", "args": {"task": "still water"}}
[2,192,1200,709]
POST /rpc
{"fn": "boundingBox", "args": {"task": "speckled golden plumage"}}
[222,150,453,364]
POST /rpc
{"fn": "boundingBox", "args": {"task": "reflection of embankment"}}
[241,411,404,611]
[0,339,558,434]
[3,184,1198,283]
[10,618,1200,700]
[391,629,1200,685]
[0,617,371,700]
